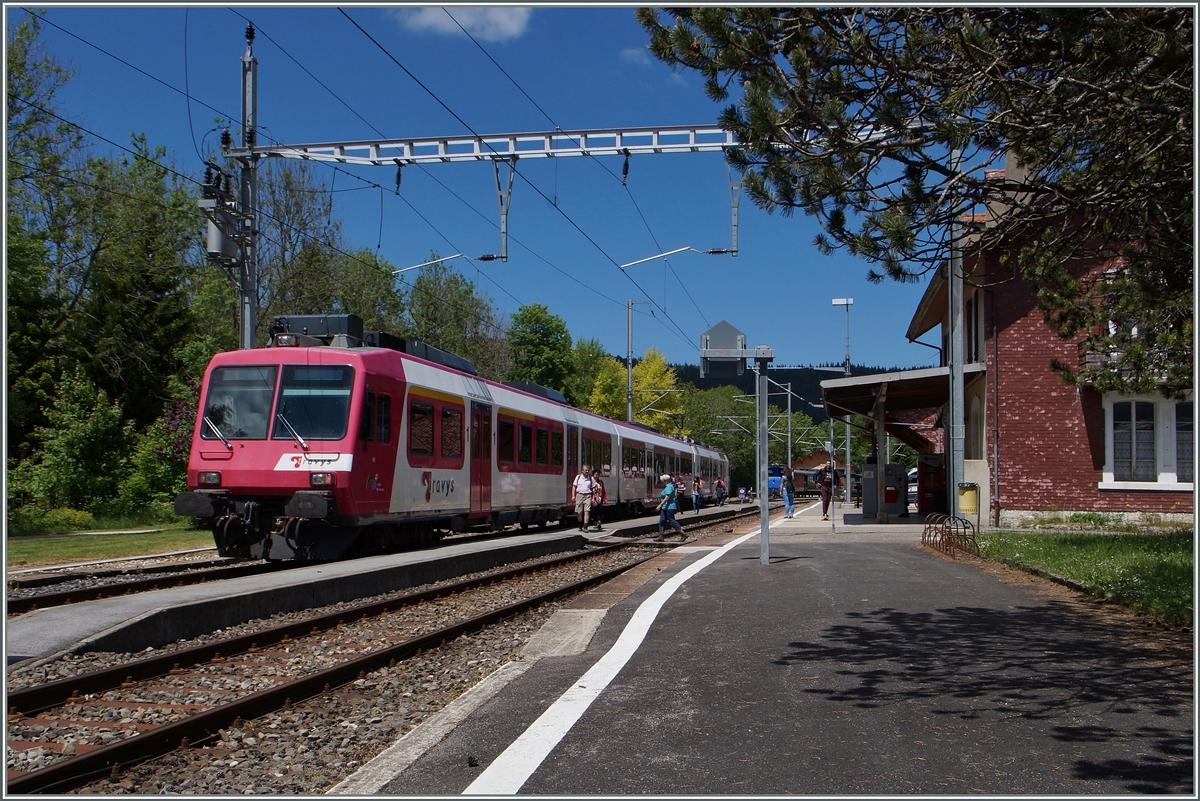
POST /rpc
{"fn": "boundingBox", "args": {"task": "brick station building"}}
[819,156,1192,529]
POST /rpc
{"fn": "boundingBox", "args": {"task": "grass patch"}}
[977,529,1194,624]
[7,529,215,570]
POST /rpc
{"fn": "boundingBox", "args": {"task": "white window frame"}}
[1100,393,1193,491]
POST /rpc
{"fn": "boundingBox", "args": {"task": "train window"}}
[441,406,463,459]
[481,412,491,458]
[203,365,278,440]
[409,401,435,455]
[536,427,549,466]
[603,441,612,473]
[273,365,355,441]
[498,418,514,463]
[518,423,533,464]
[551,431,564,467]
[683,457,692,476]
[377,395,391,444]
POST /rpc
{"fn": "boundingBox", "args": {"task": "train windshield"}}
[202,365,278,440]
[272,365,355,441]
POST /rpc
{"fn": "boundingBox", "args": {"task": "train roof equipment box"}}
[362,330,479,376]
[270,314,364,342]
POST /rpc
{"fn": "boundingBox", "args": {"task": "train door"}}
[566,425,579,500]
[359,375,399,516]
[470,402,492,518]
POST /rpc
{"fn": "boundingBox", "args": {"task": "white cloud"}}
[395,7,533,43]
[619,46,652,67]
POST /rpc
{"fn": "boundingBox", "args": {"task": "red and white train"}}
[174,314,730,561]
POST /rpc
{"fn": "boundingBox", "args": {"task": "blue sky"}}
[17,5,939,372]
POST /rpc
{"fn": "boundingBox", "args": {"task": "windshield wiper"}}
[276,414,310,451]
[203,416,232,451]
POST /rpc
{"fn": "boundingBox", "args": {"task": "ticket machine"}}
[861,459,908,517]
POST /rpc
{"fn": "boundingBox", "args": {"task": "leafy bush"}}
[1067,512,1110,529]
[8,506,95,537]
[8,366,132,517]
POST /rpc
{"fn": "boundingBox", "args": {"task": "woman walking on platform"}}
[653,474,685,540]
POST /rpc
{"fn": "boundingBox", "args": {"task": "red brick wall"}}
[985,258,1192,516]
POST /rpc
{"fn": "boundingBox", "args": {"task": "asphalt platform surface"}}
[342,500,1193,796]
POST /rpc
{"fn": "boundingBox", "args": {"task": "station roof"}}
[818,364,986,451]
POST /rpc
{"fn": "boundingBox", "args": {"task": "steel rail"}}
[6,542,635,716]
[6,557,236,591]
[6,561,293,615]
[6,545,654,794]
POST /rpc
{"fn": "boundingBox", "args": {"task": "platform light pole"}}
[627,300,650,422]
[833,298,853,500]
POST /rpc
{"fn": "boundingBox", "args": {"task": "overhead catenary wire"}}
[12,10,521,337]
[225,12,619,310]
[8,92,514,341]
[25,8,687,349]
[337,8,697,351]
[444,7,713,329]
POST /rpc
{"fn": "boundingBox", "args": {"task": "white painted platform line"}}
[463,529,760,795]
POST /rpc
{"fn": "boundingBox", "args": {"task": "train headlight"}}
[274,333,299,346]
[198,471,222,486]
[310,472,336,488]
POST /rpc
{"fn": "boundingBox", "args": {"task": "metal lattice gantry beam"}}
[225,124,739,166]
[225,124,743,264]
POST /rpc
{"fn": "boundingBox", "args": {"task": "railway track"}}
[6,542,656,794]
[5,528,560,617]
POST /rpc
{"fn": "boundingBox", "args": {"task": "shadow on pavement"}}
[774,602,1193,794]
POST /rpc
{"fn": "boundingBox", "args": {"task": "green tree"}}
[9,365,133,516]
[404,254,510,380]
[632,348,683,433]
[640,7,1192,396]
[255,161,405,338]
[563,337,613,408]
[586,355,628,418]
[65,138,202,430]
[6,15,82,461]
[505,304,573,393]
[6,221,62,465]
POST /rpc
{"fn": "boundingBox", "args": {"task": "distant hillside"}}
[670,362,919,423]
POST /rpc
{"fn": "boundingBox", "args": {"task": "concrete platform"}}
[5,533,585,669]
[334,499,1193,795]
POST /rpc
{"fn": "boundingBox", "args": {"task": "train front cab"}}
[176,350,376,560]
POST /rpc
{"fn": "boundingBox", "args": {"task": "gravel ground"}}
[74,607,558,794]
[7,546,659,792]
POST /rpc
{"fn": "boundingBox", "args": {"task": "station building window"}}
[1101,394,1193,489]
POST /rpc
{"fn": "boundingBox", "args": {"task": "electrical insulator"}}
[621,148,630,186]
[395,162,402,195]
[221,129,232,150]
[247,129,256,148]
[246,23,255,45]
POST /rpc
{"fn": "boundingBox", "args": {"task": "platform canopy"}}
[819,364,986,452]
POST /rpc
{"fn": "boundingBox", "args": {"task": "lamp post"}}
[619,246,733,270]
[394,252,502,275]
[832,298,853,502]
[627,300,650,422]
[623,247,732,422]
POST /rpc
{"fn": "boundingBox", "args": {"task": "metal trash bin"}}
[958,482,979,516]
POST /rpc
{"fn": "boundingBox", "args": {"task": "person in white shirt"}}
[571,464,595,531]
